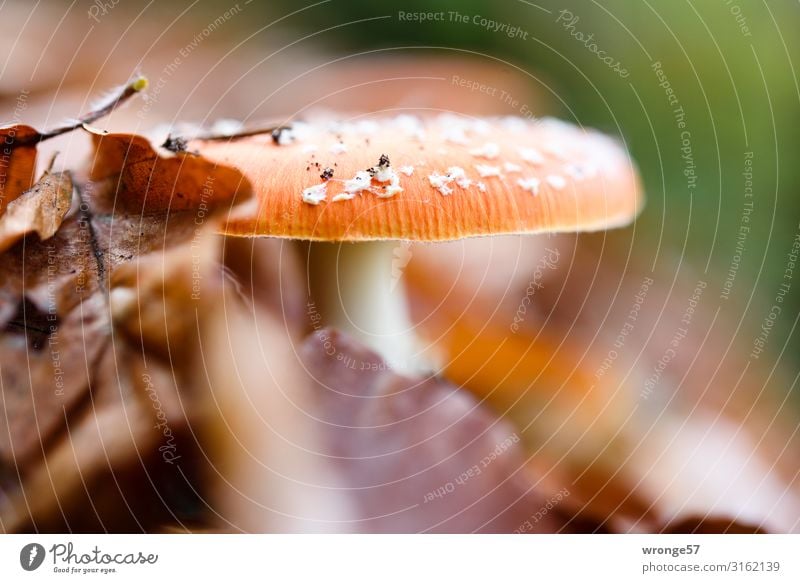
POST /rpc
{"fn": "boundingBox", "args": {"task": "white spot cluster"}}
[546,175,567,190]
[301,183,328,205]
[447,166,472,189]
[518,147,545,165]
[564,163,597,180]
[427,166,472,196]
[475,164,502,178]
[290,113,624,205]
[544,143,568,159]
[517,177,540,196]
[501,116,530,132]
[331,192,355,202]
[331,170,371,202]
[211,118,243,135]
[428,172,454,196]
[301,155,404,204]
[373,164,403,198]
[329,142,348,155]
[391,115,426,140]
[343,170,372,194]
[443,126,468,145]
[436,113,491,145]
[355,120,380,134]
[331,170,372,202]
[372,164,394,183]
[273,121,313,146]
[469,142,500,160]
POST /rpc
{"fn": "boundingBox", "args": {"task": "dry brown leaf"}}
[0,78,147,216]
[86,127,249,213]
[0,293,107,469]
[0,226,231,532]
[0,124,38,213]
[300,328,572,533]
[0,126,253,531]
[0,170,72,253]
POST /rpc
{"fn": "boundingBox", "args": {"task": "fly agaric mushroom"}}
[193,114,643,369]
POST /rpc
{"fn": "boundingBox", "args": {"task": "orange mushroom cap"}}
[193,114,643,241]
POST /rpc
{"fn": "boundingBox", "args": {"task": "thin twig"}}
[191,124,290,142]
[8,76,148,147]
[45,152,59,173]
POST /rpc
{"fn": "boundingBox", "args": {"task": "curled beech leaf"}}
[0,170,73,253]
[0,76,147,214]
[85,126,251,213]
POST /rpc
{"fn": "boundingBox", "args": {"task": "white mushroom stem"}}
[308,241,422,372]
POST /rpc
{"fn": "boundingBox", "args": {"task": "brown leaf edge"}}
[0,77,147,213]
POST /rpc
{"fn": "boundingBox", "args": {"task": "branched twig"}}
[7,76,148,147]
